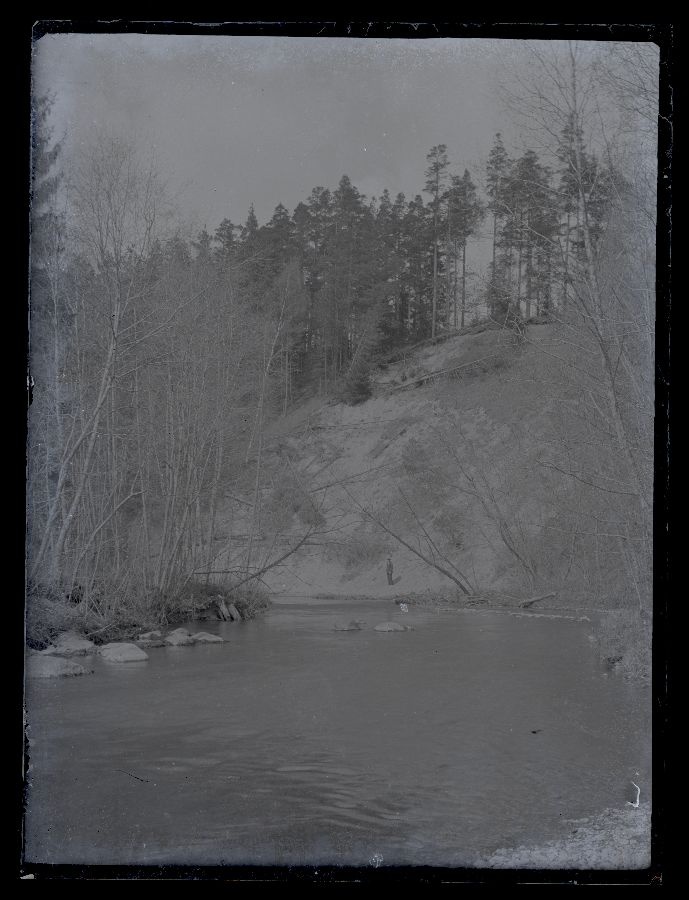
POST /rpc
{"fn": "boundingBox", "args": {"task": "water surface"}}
[24,599,651,866]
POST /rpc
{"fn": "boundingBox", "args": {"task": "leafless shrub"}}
[324,531,391,570]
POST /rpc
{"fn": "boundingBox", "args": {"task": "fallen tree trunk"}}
[214,598,243,621]
[227,603,241,622]
[215,597,231,620]
[382,352,506,394]
[519,591,557,609]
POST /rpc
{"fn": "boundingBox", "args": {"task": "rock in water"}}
[227,604,242,622]
[136,638,166,648]
[164,628,195,646]
[374,622,410,632]
[191,632,224,643]
[334,621,362,632]
[27,655,91,678]
[137,630,162,641]
[44,631,96,657]
[99,642,149,662]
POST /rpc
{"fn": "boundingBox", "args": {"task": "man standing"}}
[386,557,394,585]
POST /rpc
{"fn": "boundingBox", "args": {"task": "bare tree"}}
[499,41,657,615]
[29,139,165,590]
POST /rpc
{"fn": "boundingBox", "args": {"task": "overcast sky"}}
[32,35,639,236]
[32,35,529,232]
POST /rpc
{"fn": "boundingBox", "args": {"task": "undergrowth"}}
[25,576,271,648]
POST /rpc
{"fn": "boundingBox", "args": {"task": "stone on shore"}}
[374,621,411,632]
[191,631,224,643]
[27,655,91,679]
[164,628,195,646]
[136,629,165,647]
[42,631,96,657]
[99,642,149,662]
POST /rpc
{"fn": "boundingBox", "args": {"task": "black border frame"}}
[14,17,676,886]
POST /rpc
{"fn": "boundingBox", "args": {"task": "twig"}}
[115,768,151,784]
[627,782,641,808]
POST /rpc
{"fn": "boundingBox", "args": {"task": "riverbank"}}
[388,589,651,683]
[255,588,650,682]
[25,580,271,650]
[26,584,650,685]
[479,803,652,870]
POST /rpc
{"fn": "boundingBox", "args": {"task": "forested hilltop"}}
[26,44,658,676]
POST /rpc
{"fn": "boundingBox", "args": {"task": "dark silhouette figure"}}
[386,557,394,585]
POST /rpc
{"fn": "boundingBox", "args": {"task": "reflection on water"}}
[24,600,651,866]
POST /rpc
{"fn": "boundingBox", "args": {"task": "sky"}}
[32,34,654,239]
[32,34,530,233]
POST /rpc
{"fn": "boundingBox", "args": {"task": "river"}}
[23,598,651,867]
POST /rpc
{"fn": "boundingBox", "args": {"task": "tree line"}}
[95,125,622,407]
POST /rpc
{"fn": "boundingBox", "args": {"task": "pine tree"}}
[374,189,406,349]
[401,195,433,339]
[235,204,270,310]
[423,145,450,338]
[485,134,511,320]
[486,138,509,261]
[193,227,213,264]
[336,299,384,404]
[265,203,295,272]
[448,169,484,328]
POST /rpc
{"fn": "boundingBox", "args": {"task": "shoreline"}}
[268,592,648,683]
[270,590,600,616]
[479,803,652,870]
[27,590,648,683]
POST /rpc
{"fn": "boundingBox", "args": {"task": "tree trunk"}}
[563,210,571,309]
[461,239,467,329]
[431,235,438,339]
[525,233,533,320]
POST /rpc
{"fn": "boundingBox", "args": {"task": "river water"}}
[24,598,651,867]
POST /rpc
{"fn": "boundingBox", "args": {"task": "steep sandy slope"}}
[214,321,644,608]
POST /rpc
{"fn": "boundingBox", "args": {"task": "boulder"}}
[374,622,411,632]
[164,628,195,646]
[191,631,224,643]
[45,631,96,657]
[137,630,162,641]
[99,642,149,662]
[27,655,91,679]
[136,638,167,648]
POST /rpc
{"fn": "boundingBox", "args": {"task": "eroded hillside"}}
[210,320,648,609]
